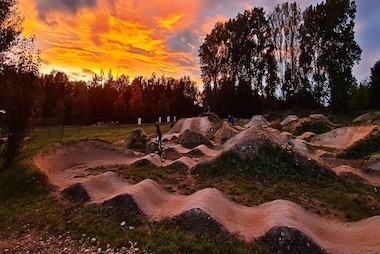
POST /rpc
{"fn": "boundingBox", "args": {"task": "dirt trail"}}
[31,119,380,253]
[33,140,222,189]
[56,171,380,254]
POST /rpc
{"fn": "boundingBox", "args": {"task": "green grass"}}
[21,123,171,157]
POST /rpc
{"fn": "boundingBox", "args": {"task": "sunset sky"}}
[19,0,380,86]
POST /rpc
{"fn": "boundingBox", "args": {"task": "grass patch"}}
[22,123,171,157]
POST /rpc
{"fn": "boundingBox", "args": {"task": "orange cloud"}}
[17,0,244,87]
[156,14,184,30]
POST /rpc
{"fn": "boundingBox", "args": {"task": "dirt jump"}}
[32,115,380,253]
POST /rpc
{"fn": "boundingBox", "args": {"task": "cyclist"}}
[155,122,162,151]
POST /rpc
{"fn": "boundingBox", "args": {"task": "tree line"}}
[38,70,201,126]
[198,0,379,117]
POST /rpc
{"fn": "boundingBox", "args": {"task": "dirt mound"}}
[260,226,326,254]
[244,115,270,128]
[199,112,222,124]
[188,144,222,157]
[309,114,334,125]
[312,125,378,150]
[171,208,230,239]
[332,165,380,186]
[169,116,214,135]
[213,121,240,143]
[363,154,380,173]
[170,156,196,172]
[280,114,299,127]
[102,193,144,218]
[61,183,90,203]
[353,112,380,125]
[123,128,149,149]
[178,130,213,149]
[282,114,333,135]
[223,125,287,159]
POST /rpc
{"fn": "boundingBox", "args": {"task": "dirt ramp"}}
[214,121,240,143]
[353,112,380,125]
[169,116,214,135]
[170,156,197,171]
[33,140,138,189]
[189,144,222,157]
[332,165,380,186]
[260,226,326,254]
[171,207,230,239]
[223,125,287,158]
[56,172,380,253]
[245,115,270,128]
[312,125,378,150]
[280,115,299,127]
[364,154,380,173]
[178,129,214,149]
[282,114,333,135]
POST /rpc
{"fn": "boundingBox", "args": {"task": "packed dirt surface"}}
[312,125,378,150]
[31,115,380,253]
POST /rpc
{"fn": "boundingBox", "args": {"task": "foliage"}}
[349,80,370,110]
[0,0,41,167]
[37,71,201,126]
[369,59,380,109]
[199,0,362,116]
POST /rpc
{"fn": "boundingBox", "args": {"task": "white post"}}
[167,116,170,123]
[138,118,141,125]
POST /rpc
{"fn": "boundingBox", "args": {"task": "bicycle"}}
[148,139,167,162]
